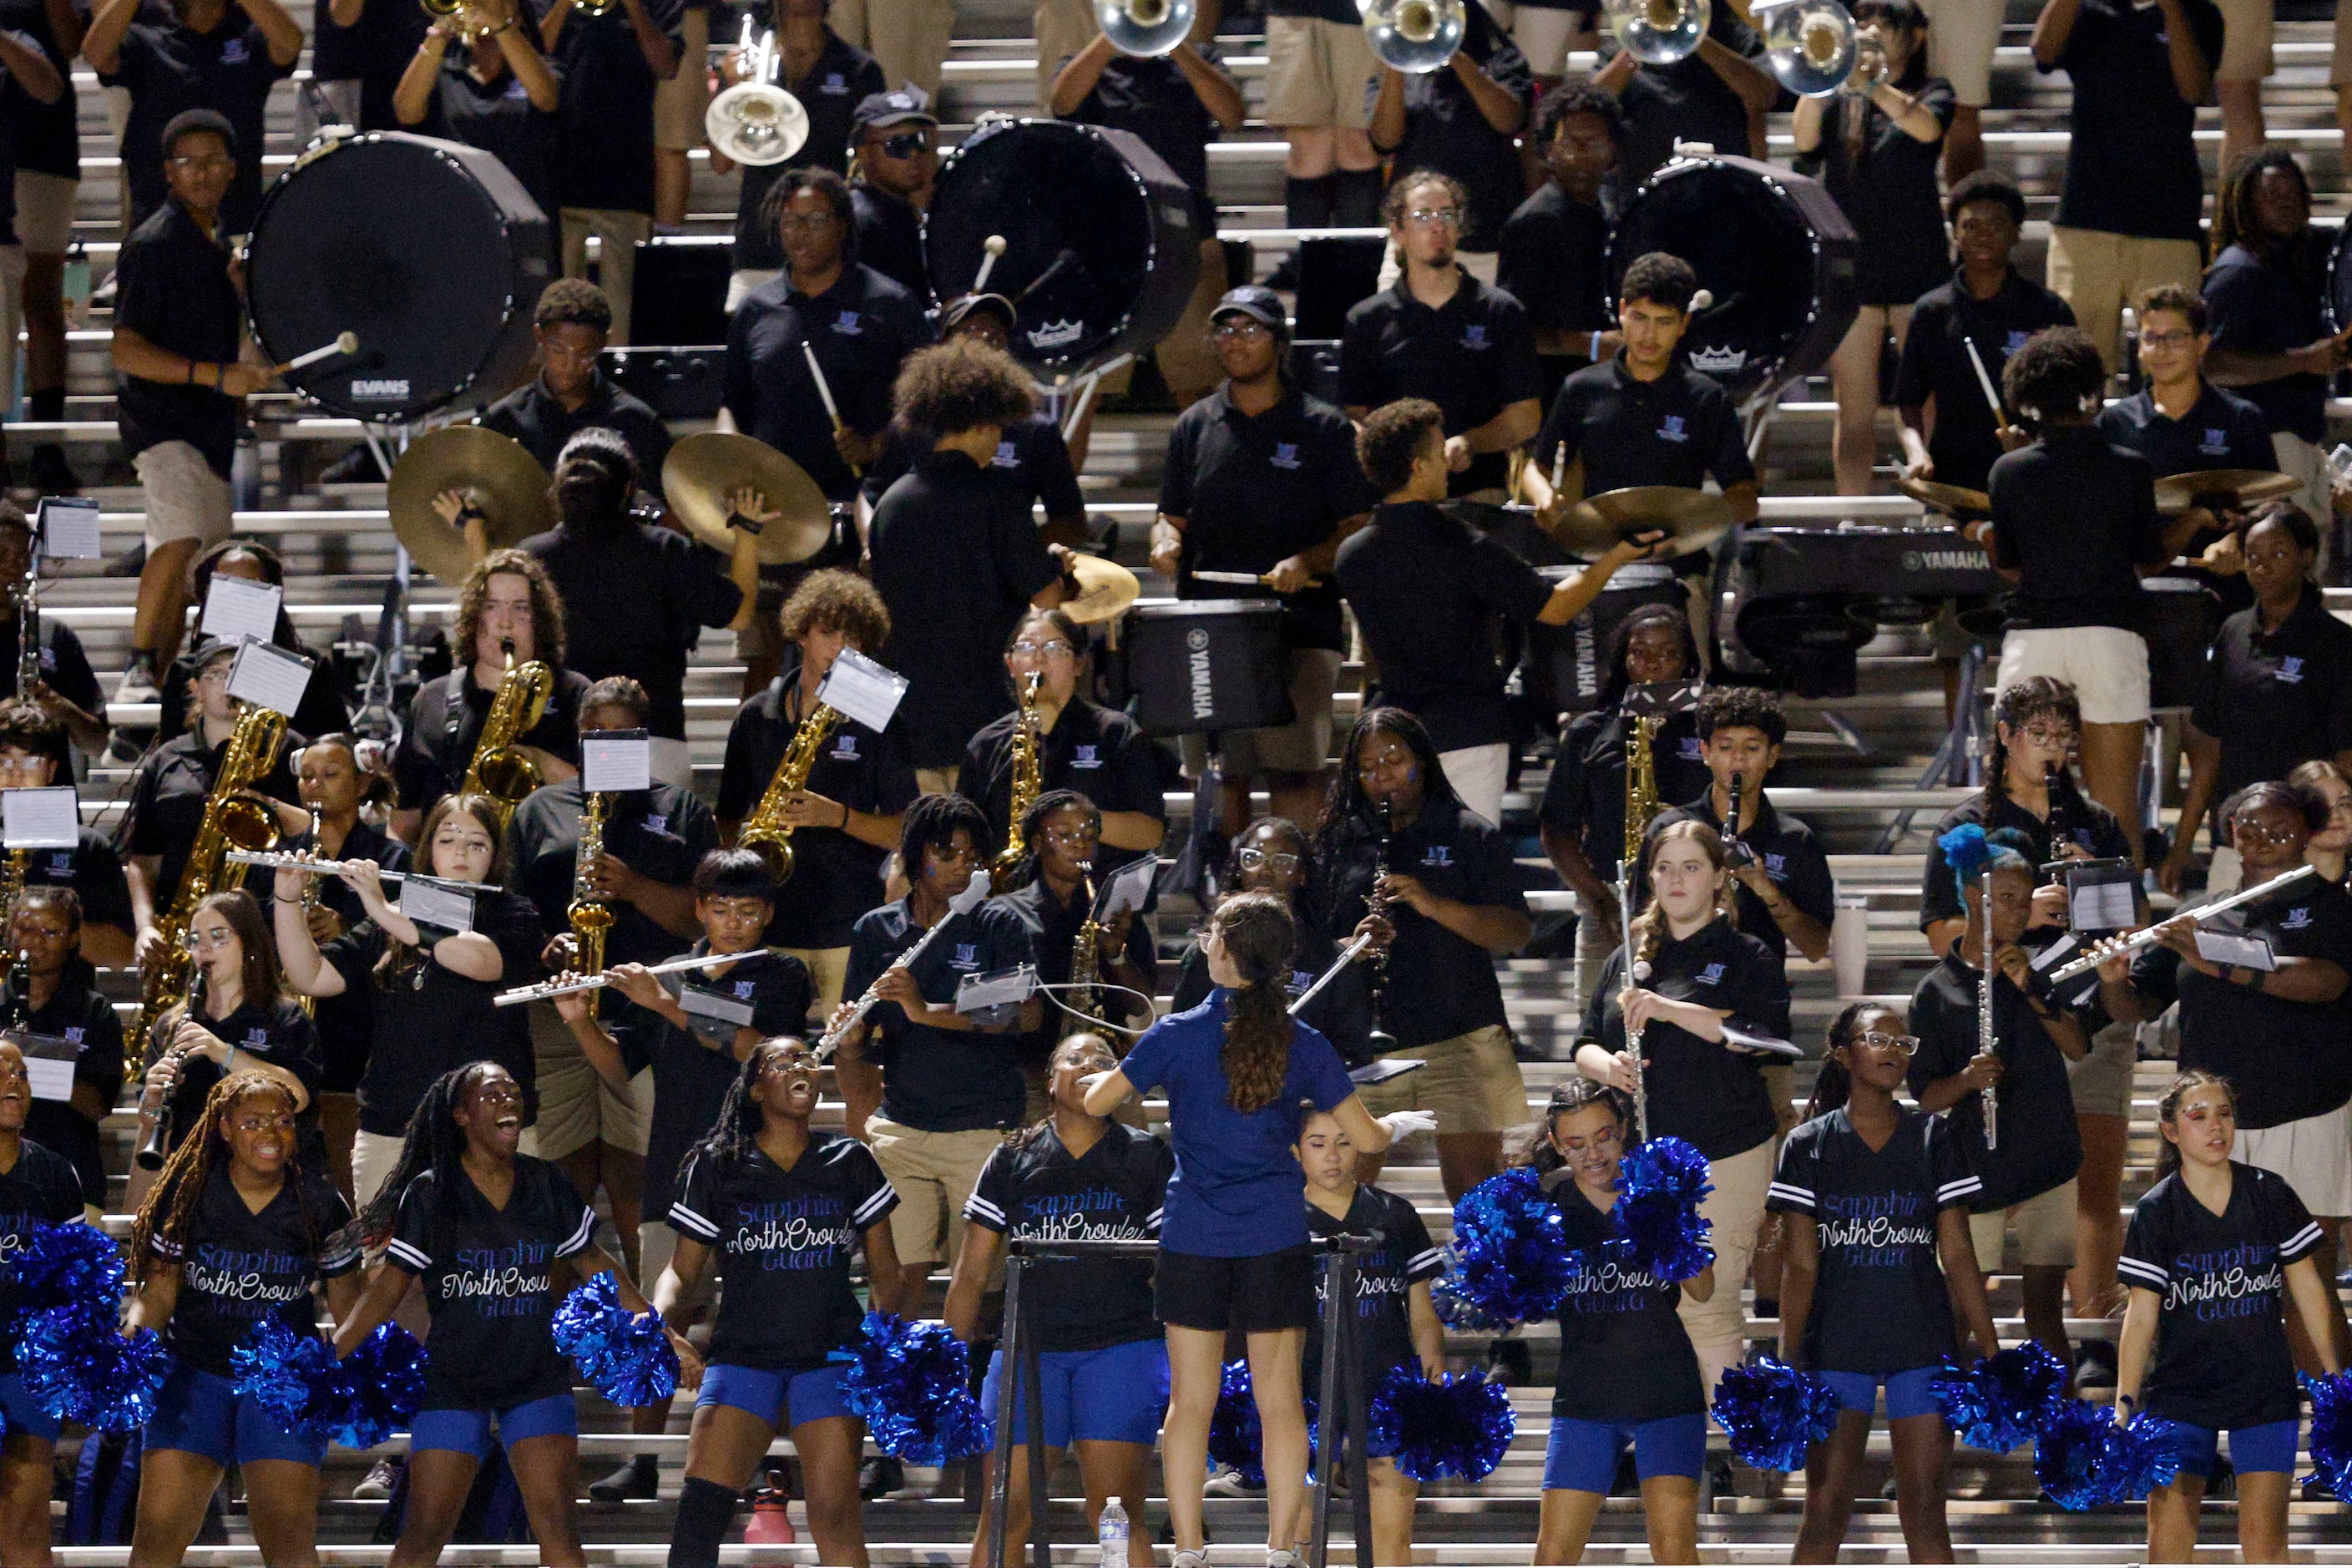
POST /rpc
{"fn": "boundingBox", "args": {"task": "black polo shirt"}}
[430,54,564,230]
[0,972,124,1207]
[126,727,302,915]
[964,1120,1171,1353]
[0,0,77,183]
[1318,792,1522,1050]
[1536,354,1756,503]
[714,672,917,949]
[2203,236,2332,445]
[868,449,1062,768]
[1892,271,2076,493]
[1334,499,1551,754]
[21,830,134,939]
[1580,916,1787,1159]
[516,520,741,740]
[1170,923,1373,1065]
[158,621,349,746]
[1539,705,1709,879]
[1989,425,2165,631]
[842,895,1036,1132]
[2043,0,2221,242]
[541,0,681,215]
[722,264,931,503]
[1160,382,1373,654]
[316,0,429,129]
[506,779,717,970]
[153,996,323,1160]
[477,369,672,483]
[114,198,242,478]
[957,698,1165,878]
[0,616,102,721]
[862,414,1085,527]
[635,944,812,1216]
[2096,382,2274,478]
[848,183,928,305]
[1377,37,1533,251]
[1796,80,1956,306]
[1908,950,2084,1211]
[1338,273,1542,498]
[1917,785,2130,931]
[1060,45,1222,233]
[294,818,408,1098]
[1614,4,1763,185]
[991,877,1155,1067]
[1642,791,1835,966]
[1495,182,1613,361]
[731,33,883,271]
[103,16,295,233]
[393,664,593,813]
[2190,589,2352,814]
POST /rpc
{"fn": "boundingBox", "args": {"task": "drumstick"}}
[1192,569,1326,590]
[283,331,358,372]
[1963,336,2011,433]
[1550,441,1566,495]
[1062,354,1129,444]
[971,234,1008,296]
[802,341,862,478]
[1018,248,1077,303]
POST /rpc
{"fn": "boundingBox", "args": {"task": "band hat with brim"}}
[941,292,1018,336]
[189,635,242,671]
[851,86,938,134]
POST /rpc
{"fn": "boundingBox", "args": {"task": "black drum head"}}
[245,133,552,421]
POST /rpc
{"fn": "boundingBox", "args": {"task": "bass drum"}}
[924,119,1201,372]
[1607,152,1858,410]
[245,133,552,421]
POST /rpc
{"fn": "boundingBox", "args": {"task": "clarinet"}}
[1980,865,1998,1151]
[134,966,204,1171]
[1367,799,1399,1055]
[2043,761,2068,883]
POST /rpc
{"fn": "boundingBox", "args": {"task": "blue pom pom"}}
[1711,1358,1839,1472]
[230,1318,340,1443]
[1938,822,1991,900]
[19,1303,173,1432]
[2033,1399,2122,1510]
[1611,1136,1715,1283]
[835,1312,992,1464]
[326,1323,428,1449]
[1930,1343,2070,1452]
[551,1272,679,1408]
[9,1222,124,1323]
[1208,1359,1266,1486]
[2308,1372,2352,1498]
[1429,1274,1498,1332]
[1364,1366,1515,1483]
[1449,1170,1576,1325]
[2106,1412,2186,1503]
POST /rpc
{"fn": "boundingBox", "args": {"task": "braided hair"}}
[685,1037,808,1178]
[130,1072,319,1288]
[999,787,1101,895]
[2154,1069,2237,1182]
[353,1060,505,1248]
[1630,819,1737,969]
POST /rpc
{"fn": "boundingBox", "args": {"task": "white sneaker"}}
[112,660,159,706]
[1171,1553,1208,1568]
[352,1456,402,1500]
[1267,1552,1305,1568]
[1203,1469,1262,1497]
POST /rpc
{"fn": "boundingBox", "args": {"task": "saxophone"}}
[0,847,24,938]
[566,789,615,1017]
[738,699,844,884]
[1063,867,1104,1035]
[989,671,1044,879]
[463,643,554,830]
[131,704,288,1055]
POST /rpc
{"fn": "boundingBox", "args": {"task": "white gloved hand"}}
[1378,1110,1439,1141]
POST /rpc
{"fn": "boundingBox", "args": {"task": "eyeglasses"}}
[1856,1031,1920,1056]
[2017,725,2076,749]
[776,211,839,232]
[2233,822,2304,847]
[1236,847,1300,873]
[1552,1125,1621,1155]
[1404,207,1462,229]
[168,154,233,173]
[231,1113,296,1135]
[764,1051,818,1073]
[2137,330,2198,350]
[1212,319,1272,341]
[1043,824,1100,847]
[1010,639,1076,659]
[878,131,932,159]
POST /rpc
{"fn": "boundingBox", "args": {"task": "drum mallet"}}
[971,234,1008,295]
[1962,336,2011,437]
[802,341,862,478]
[282,331,359,372]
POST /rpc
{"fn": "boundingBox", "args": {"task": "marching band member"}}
[0,889,127,1216]
[1575,820,1789,1394]
[1081,892,1404,1568]
[392,548,589,842]
[157,542,351,745]
[336,1061,673,1568]
[1530,1079,1712,1568]
[958,610,1165,881]
[1171,820,1372,1065]
[2118,1070,2342,1561]
[126,1072,362,1568]
[2293,757,2352,888]
[716,569,913,1014]
[1770,1003,2000,1565]
[948,1033,1173,1568]
[0,1043,84,1559]
[0,701,136,964]
[475,281,672,483]
[0,508,104,756]
[655,1039,895,1567]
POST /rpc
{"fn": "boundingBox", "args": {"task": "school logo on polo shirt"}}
[503,78,529,99]
[1072,745,1101,769]
[42,852,70,878]
[952,943,980,970]
[1695,962,1727,987]
[734,979,756,999]
[645,812,670,836]
[2279,656,2306,685]
[1657,414,1689,443]
[1763,852,1787,878]
[832,312,864,336]
[1677,736,1703,761]
[992,441,1019,468]
[220,37,248,62]
[1420,845,1454,868]
[1460,326,1490,351]
[2199,428,2231,458]
[829,734,861,761]
[2282,906,2314,930]
[1287,969,1314,998]
[244,1028,269,1048]
[1271,443,1302,470]
[2003,330,2031,354]
[819,73,849,93]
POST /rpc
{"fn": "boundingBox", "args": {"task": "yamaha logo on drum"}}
[1028,320,1085,350]
[349,378,411,402]
[1686,345,1748,374]
[1902,549,1984,573]
[1186,627,1214,721]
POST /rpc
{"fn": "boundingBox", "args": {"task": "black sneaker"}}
[2303,1472,2338,1502]
[27,443,76,496]
[858,1454,903,1500]
[2074,1340,2118,1388]
[1485,1338,1533,1386]
[588,1454,658,1502]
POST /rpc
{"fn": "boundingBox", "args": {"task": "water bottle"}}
[1097,1500,1129,1568]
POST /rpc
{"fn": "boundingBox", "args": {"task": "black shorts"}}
[1155,1245,1317,1333]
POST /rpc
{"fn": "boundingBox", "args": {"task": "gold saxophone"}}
[132,704,288,1055]
[1063,867,1104,1035]
[989,670,1044,879]
[567,789,615,1017]
[463,643,554,830]
[0,848,25,937]
[738,700,844,884]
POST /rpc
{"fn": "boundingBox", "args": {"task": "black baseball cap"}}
[941,292,1017,336]
[851,86,937,136]
[1211,285,1289,338]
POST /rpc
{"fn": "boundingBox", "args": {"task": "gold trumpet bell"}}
[1605,0,1707,63]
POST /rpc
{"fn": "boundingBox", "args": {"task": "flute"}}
[493,947,764,1008]
[816,871,994,1060]
[1289,932,1375,1018]
[1980,864,1997,1151]
[226,849,503,895]
[2045,863,2319,983]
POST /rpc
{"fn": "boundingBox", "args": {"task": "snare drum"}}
[1525,563,1683,718]
[1124,600,1295,736]
[2142,575,2221,711]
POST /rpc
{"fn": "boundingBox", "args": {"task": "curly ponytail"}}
[1209,891,1297,1114]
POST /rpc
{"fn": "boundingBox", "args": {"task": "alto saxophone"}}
[567,789,615,1017]
[132,704,288,1055]
[738,698,844,884]
[989,670,1044,879]
[463,642,554,830]
[1064,867,1104,1035]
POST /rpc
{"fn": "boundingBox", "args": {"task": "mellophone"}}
[2043,863,2319,984]
[225,848,504,895]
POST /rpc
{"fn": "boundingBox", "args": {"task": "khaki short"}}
[14,169,73,255]
[1969,1178,2081,1273]
[1509,7,1586,74]
[865,1115,1005,1266]
[1179,645,1342,781]
[134,439,234,554]
[529,1002,655,1160]
[1353,1024,1529,1137]
[2044,226,2203,374]
[782,945,851,1019]
[2066,1018,2136,1120]
[2336,0,2352,83]
[1921,0,2001,104]
[914,766,958,797]
[352,1127,407,1213]
[2214,0,2273,80]
[654,6,711,151]
[1995,626,2150,726]
[559,207,655,346]
[1263,15,1379,130]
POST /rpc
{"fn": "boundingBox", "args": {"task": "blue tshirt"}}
[1117,989,1357,1257]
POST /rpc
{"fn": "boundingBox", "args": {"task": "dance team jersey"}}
[1546,1171,1705,1424]
[964,1120,1172,1353]
[0,1139,96,1371]
[151,1164,360,1378]
[1305,1182,1444,1386]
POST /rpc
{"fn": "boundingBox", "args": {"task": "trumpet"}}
[1363,0,1464,72]
[705,17,811,166]
[1756,0,1857,96]
[2043,863,2320,984]
[495,946,765,1008]
[1605,0,1708,64]
[1098,0,1196,56]
[225,849,504,895]
[418,0,503,41]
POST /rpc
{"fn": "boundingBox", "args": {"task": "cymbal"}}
[1551,486,1735,559]
[1896,475,1993,516]
[660,432,833,564]
[2153,468,2304,513]
[387,426,554,587]
[1061,554,1140,624]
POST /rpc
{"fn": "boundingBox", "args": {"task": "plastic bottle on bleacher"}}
[1098,1500,1129,1568]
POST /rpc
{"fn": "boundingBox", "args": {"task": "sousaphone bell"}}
[1363,0,1464,72]
[1097,0,1196,56]
[1756,0,1858,96]
[1605,0,1707,63]
[705,17,810,166]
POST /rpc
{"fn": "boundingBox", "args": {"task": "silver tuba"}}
[704,16,811,166]
[1363,0,1464,72]
[1096,0,1196,56]
[1756,0,1857,95]
[1604,0,1707,63]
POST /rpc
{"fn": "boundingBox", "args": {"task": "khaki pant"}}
[832,0,957,94]
[1034,0,1096,107]
[1682,1136,1774,1398]
[560,208,655,346]
[352,1128,407,1212]
[865,1116,1006,1266]
[1969,1180,2081,1273]
[2044,227,2204,373]
[784,945,852,1019]
[1152,239,1234,409]
[915,766,959,797]
[1353,1024,1530,1136]
[529,1001,655,1160]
